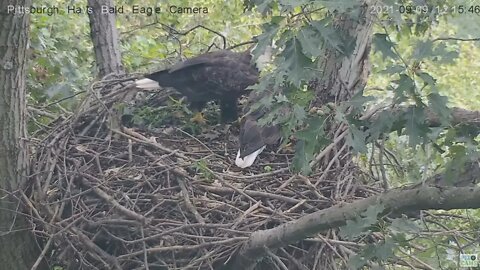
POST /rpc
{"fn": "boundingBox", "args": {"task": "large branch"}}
[371,106,480,127]
[427,107,480,126]
[226,184,480,269]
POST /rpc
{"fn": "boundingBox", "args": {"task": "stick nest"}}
[26,77,376,270]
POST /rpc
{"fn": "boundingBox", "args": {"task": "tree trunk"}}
[315,6,372,105]
[87,0,123,77]
[313,4,373,169]
[0,1,44,269]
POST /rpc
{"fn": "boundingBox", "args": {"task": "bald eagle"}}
[235,90,282,168]
[135,48,270,122]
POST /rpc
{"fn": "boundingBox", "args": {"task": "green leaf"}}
[280,38,314,86]
[433,43,460,64]
[292,104,307,125]
[247,90,274,113]
[363,204,385,225]
[347,125,368,153]
[349,238,396,269]
[417,72,436,86]
[293,116,328,174]
[340,204,383,240]
[390,217,421,234]
[288,86,315,106]
[348,91,375,111]
[380,65,406,75]
[412,40,433,60]
[372,238,396,260]
[295,117,326,142]
[393,74,416,102]
[292,140,312,175]
[403,106,428,147]
[390,232,409,247]
[316,0,358,12]
[444,145,468,184]
[275,93,288,103]
[427,93,451,126]
[297,25,322,58]
[251,0,276,14]
[278,0,311,11]
[368,110,397,141]
[258,105,283,126]
[348,255,367,270]
[339,218,369,240]
[382,0,403,26]
[371,265,387,270]
[311,19,345,54]
[253,20,281,59]
[373,33,397,60]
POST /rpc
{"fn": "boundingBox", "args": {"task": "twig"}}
[140,226,150,270]
[79,173,148,224]
[114,128,189,160]
[177,176,205,224]
[44,91,86,108]
[31,236,53,270]
[159,23,227,49]
[432,37,480,42]
[117,238,244,260]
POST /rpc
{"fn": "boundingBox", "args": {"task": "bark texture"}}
[0,1,44,269]
[315,6,373,105]
[87,0,123,77]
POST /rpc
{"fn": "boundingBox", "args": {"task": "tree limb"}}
[371,106,480,127]
[427,107,480,126]
[226,185,480,269]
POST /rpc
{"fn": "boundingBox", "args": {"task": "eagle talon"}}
[190,112,207,125]
[279,142,294,153]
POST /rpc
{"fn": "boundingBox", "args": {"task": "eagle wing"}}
[168,50,247,72]
[136,49,260,123]
[235,89,283,168]
[140,50,258,102]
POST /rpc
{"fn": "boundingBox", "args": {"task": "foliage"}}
[339,204,386,240]
[359,2,480,266]
[292,116,329,174]
[243,0,477,176]
[119,0,263,71]
[192,159,215,182]
[29,0,93,112]
[125,97,220,134]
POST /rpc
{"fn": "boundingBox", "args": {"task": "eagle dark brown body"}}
[136,50,259,122]
[136,45,277,168]
[235,89,282,168]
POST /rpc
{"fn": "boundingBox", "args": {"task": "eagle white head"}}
[135,78,160,90]
[235,146,266,168]
[235,108,282,169]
